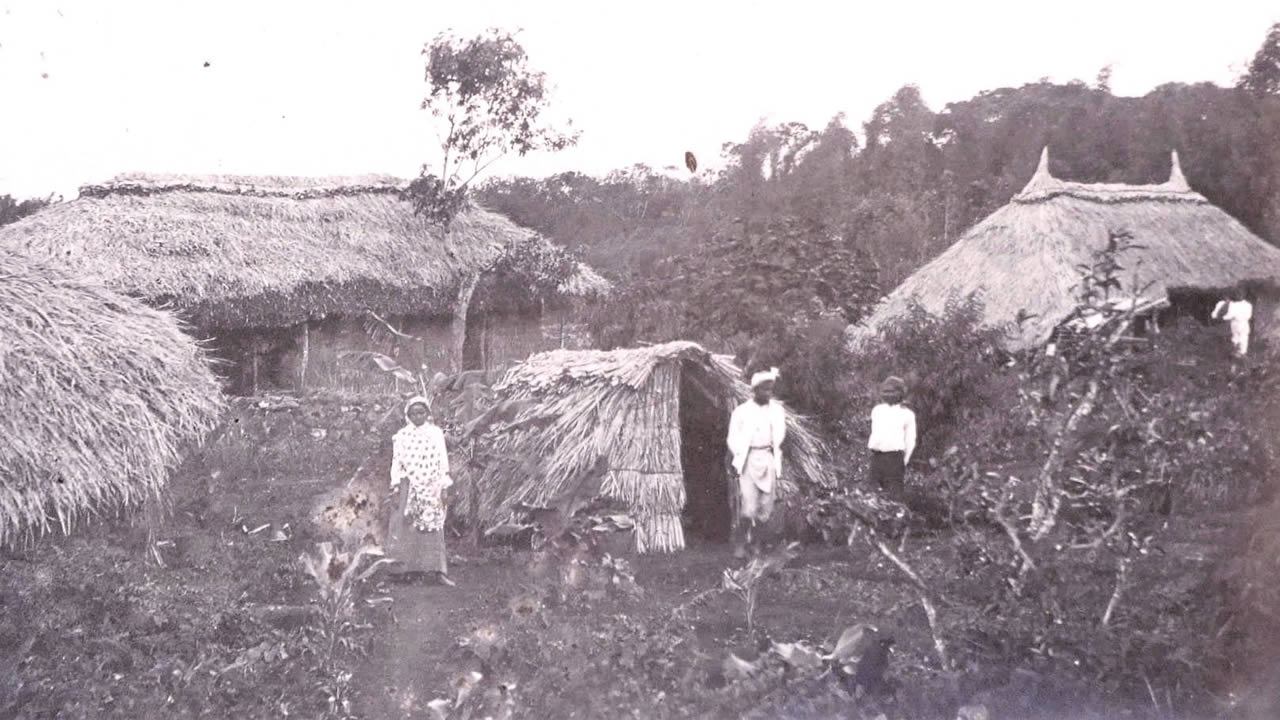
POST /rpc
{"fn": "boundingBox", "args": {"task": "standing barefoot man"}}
[727,368,786,558]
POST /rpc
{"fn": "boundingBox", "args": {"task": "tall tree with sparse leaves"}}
[408,28,579,373]
[410,28,579,225]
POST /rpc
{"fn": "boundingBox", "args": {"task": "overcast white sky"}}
[1,0,1276,198]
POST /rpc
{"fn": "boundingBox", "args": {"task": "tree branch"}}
[1030,379,1099,540]
[862,524,951,670]
[989,484,1035,592]
[1101,556,1131,627]
[460,150,510,190]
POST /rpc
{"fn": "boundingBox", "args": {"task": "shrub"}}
[850,293,1015,460]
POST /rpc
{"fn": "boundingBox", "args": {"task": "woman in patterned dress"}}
[386,395,454,585]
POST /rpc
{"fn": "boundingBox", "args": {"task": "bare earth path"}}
[356,552,517,718]
[351,539,928,719]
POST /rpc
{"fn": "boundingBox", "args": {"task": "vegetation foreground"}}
[1,310,1277,720]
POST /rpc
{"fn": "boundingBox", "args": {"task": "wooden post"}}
[298,321,310,394]
[252,350,260,396]
[451,273,481,374]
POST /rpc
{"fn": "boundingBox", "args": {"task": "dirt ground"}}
[352,539,939,719]
[1,385,1270,719]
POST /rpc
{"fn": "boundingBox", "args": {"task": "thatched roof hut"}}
[0,173,608,330]
[469,341,833,553]
[849,148,1280,351]
[0,250,223,546]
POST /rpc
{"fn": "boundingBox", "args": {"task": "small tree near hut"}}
[409,28,579,372]
[410,28,579,225]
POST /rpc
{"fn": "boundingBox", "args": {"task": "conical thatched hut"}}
[0,250,223,546]
[849,148,1280,351]
[0,173,609,393]
[467,341,833,553]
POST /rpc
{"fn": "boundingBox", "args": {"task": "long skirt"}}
[385,480,448,575]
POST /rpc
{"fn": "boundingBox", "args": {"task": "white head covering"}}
[750,367,779,388]
[404,395,431,421]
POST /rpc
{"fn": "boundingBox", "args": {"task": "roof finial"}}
[1035,146,1051,179]
[1167,149,1189,191]
[1016,146,1056,198]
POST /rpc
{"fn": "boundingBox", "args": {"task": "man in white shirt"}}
[1212,288,1254,359]
[727,368,786,558]
[867,376,916,499]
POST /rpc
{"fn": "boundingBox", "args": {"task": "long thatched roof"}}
[467,341,833,553]
[849,148,1280,351]
[0,173,609,330]
[0,250,224,546]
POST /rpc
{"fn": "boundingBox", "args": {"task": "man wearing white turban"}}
[726,368,786,558]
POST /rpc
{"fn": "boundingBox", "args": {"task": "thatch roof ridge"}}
[0,250,224,546]
[0,173,608,327]
[496,341,711,391]
[849,151,1280,351]
[1014,147,1206,205]
[80,172,408,201]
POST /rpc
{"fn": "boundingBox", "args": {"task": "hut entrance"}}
[678,367,734,543]
[205,328,296,396]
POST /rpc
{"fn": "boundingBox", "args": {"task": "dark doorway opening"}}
[679,368,734,543]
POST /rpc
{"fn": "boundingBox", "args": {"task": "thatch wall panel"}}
[472,341,832,553]
[0,251,223,546]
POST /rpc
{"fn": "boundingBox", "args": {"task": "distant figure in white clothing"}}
[867,376,916,498]
[1211,288,1253,359]
[727,368,786,558]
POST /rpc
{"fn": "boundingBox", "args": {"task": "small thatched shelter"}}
[0,250,223,546]
[849,148,1280,351]
[467,341,833,553]
[0,173,609,393]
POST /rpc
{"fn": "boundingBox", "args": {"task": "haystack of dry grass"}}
[850,149,1280,351]
[0,173,609,329]
[468,341,833,553]
[0,250,223,546]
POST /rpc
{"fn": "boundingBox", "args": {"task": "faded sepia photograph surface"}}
[2,2,1280,718]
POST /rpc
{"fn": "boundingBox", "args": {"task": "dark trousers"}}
[870,450,906,498]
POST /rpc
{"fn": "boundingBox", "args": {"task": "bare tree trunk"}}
[1030,379,1099,539]
[298,322,310,393]
[451,273,481,374]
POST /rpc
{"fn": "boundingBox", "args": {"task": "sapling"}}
[721,541,801,636]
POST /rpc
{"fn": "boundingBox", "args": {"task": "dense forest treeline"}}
[481,80,1280,284]
[477,33,1280,367]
